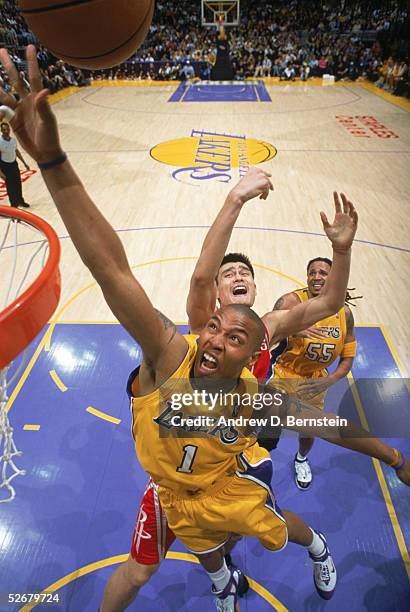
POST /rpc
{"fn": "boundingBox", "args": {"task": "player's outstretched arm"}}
[263,192,358,343]
[290,397,410,486]
[260,391,409,486]
[0,46,188,374]
[187,167,273,333]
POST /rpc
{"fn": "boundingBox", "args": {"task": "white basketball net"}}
[0,214,49,503]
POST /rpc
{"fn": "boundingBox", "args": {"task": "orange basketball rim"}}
[0,206,61,369]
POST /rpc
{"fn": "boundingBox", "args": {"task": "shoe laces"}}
[213,570,238,611]
[215,594,235,612]
[315,559,331,585]
[296,460,311,479]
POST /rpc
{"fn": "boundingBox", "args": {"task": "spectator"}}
[300,62,310,81]
[347,61,359,81]
[281,63,296,81]
[262,54,272,76]
[0,0,408,100]
[392,60,408,94]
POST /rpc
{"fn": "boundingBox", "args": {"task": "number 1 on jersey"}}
[176,444,198,473]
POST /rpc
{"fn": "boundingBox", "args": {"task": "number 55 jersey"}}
[269,288,355,409]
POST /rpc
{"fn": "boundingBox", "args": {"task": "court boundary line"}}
[6,73,406,594]
[49,369,67,392]
[10,321,409,602]
[347,370,410,578]
[6,257,409,590]
[40,257,302,352]
[5,328,50,414]
[48,78,410,116]
[86,406,121,424]
[80,82,363,115]
[19,551,284,611]
[358,80,410,113]
[378,324,409,378]
[28,147,410,155]
[3,226,409,253]
[8,321,408,583]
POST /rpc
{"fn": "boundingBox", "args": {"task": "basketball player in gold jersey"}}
[270,257,356,489]
[2,47,409,612]
[102,167,360,610]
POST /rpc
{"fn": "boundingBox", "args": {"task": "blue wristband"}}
[38,153,67,170]
[392,453,405,471]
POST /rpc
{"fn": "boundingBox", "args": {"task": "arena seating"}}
[0,0,408,98]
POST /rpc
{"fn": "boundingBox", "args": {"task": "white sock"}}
[207,559,231,592]
[297,451,307,461]
[306,528,326,557]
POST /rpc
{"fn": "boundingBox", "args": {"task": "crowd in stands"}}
[0,0,408,98]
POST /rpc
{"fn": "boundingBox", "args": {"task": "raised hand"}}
[229,167,274,205]
[321,192,358,252]
[297,377,333,399]
[0,45,63,164]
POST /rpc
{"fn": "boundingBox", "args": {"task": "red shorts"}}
[130,479,176,565]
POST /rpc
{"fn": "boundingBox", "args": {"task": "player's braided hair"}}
[345,288,363,307]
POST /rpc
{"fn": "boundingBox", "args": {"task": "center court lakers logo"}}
[150,129,277,186]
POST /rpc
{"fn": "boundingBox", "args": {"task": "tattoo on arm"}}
[267,388,314,419]
[292,397,315,415]
[273,296,285,311]
[155,310,177,344]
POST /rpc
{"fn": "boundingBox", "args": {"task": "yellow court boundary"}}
[49,369,67,392]
[41,257,302,352]
[357,80,410,112]
[378,324,410,385]
[6,255,409,598]
[46,76,410,113]
[347,371,410,578]
[5,256,301,416]
[86,406,121,425]
[19,552,286,612]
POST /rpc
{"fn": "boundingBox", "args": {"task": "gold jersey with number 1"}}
[130,334,260,496]
[129,335,288,554]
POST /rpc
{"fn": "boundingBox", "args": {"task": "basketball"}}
[17,0,155,69]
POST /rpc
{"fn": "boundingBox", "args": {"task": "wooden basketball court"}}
[16,78,410,369]
[2,79,409,611]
